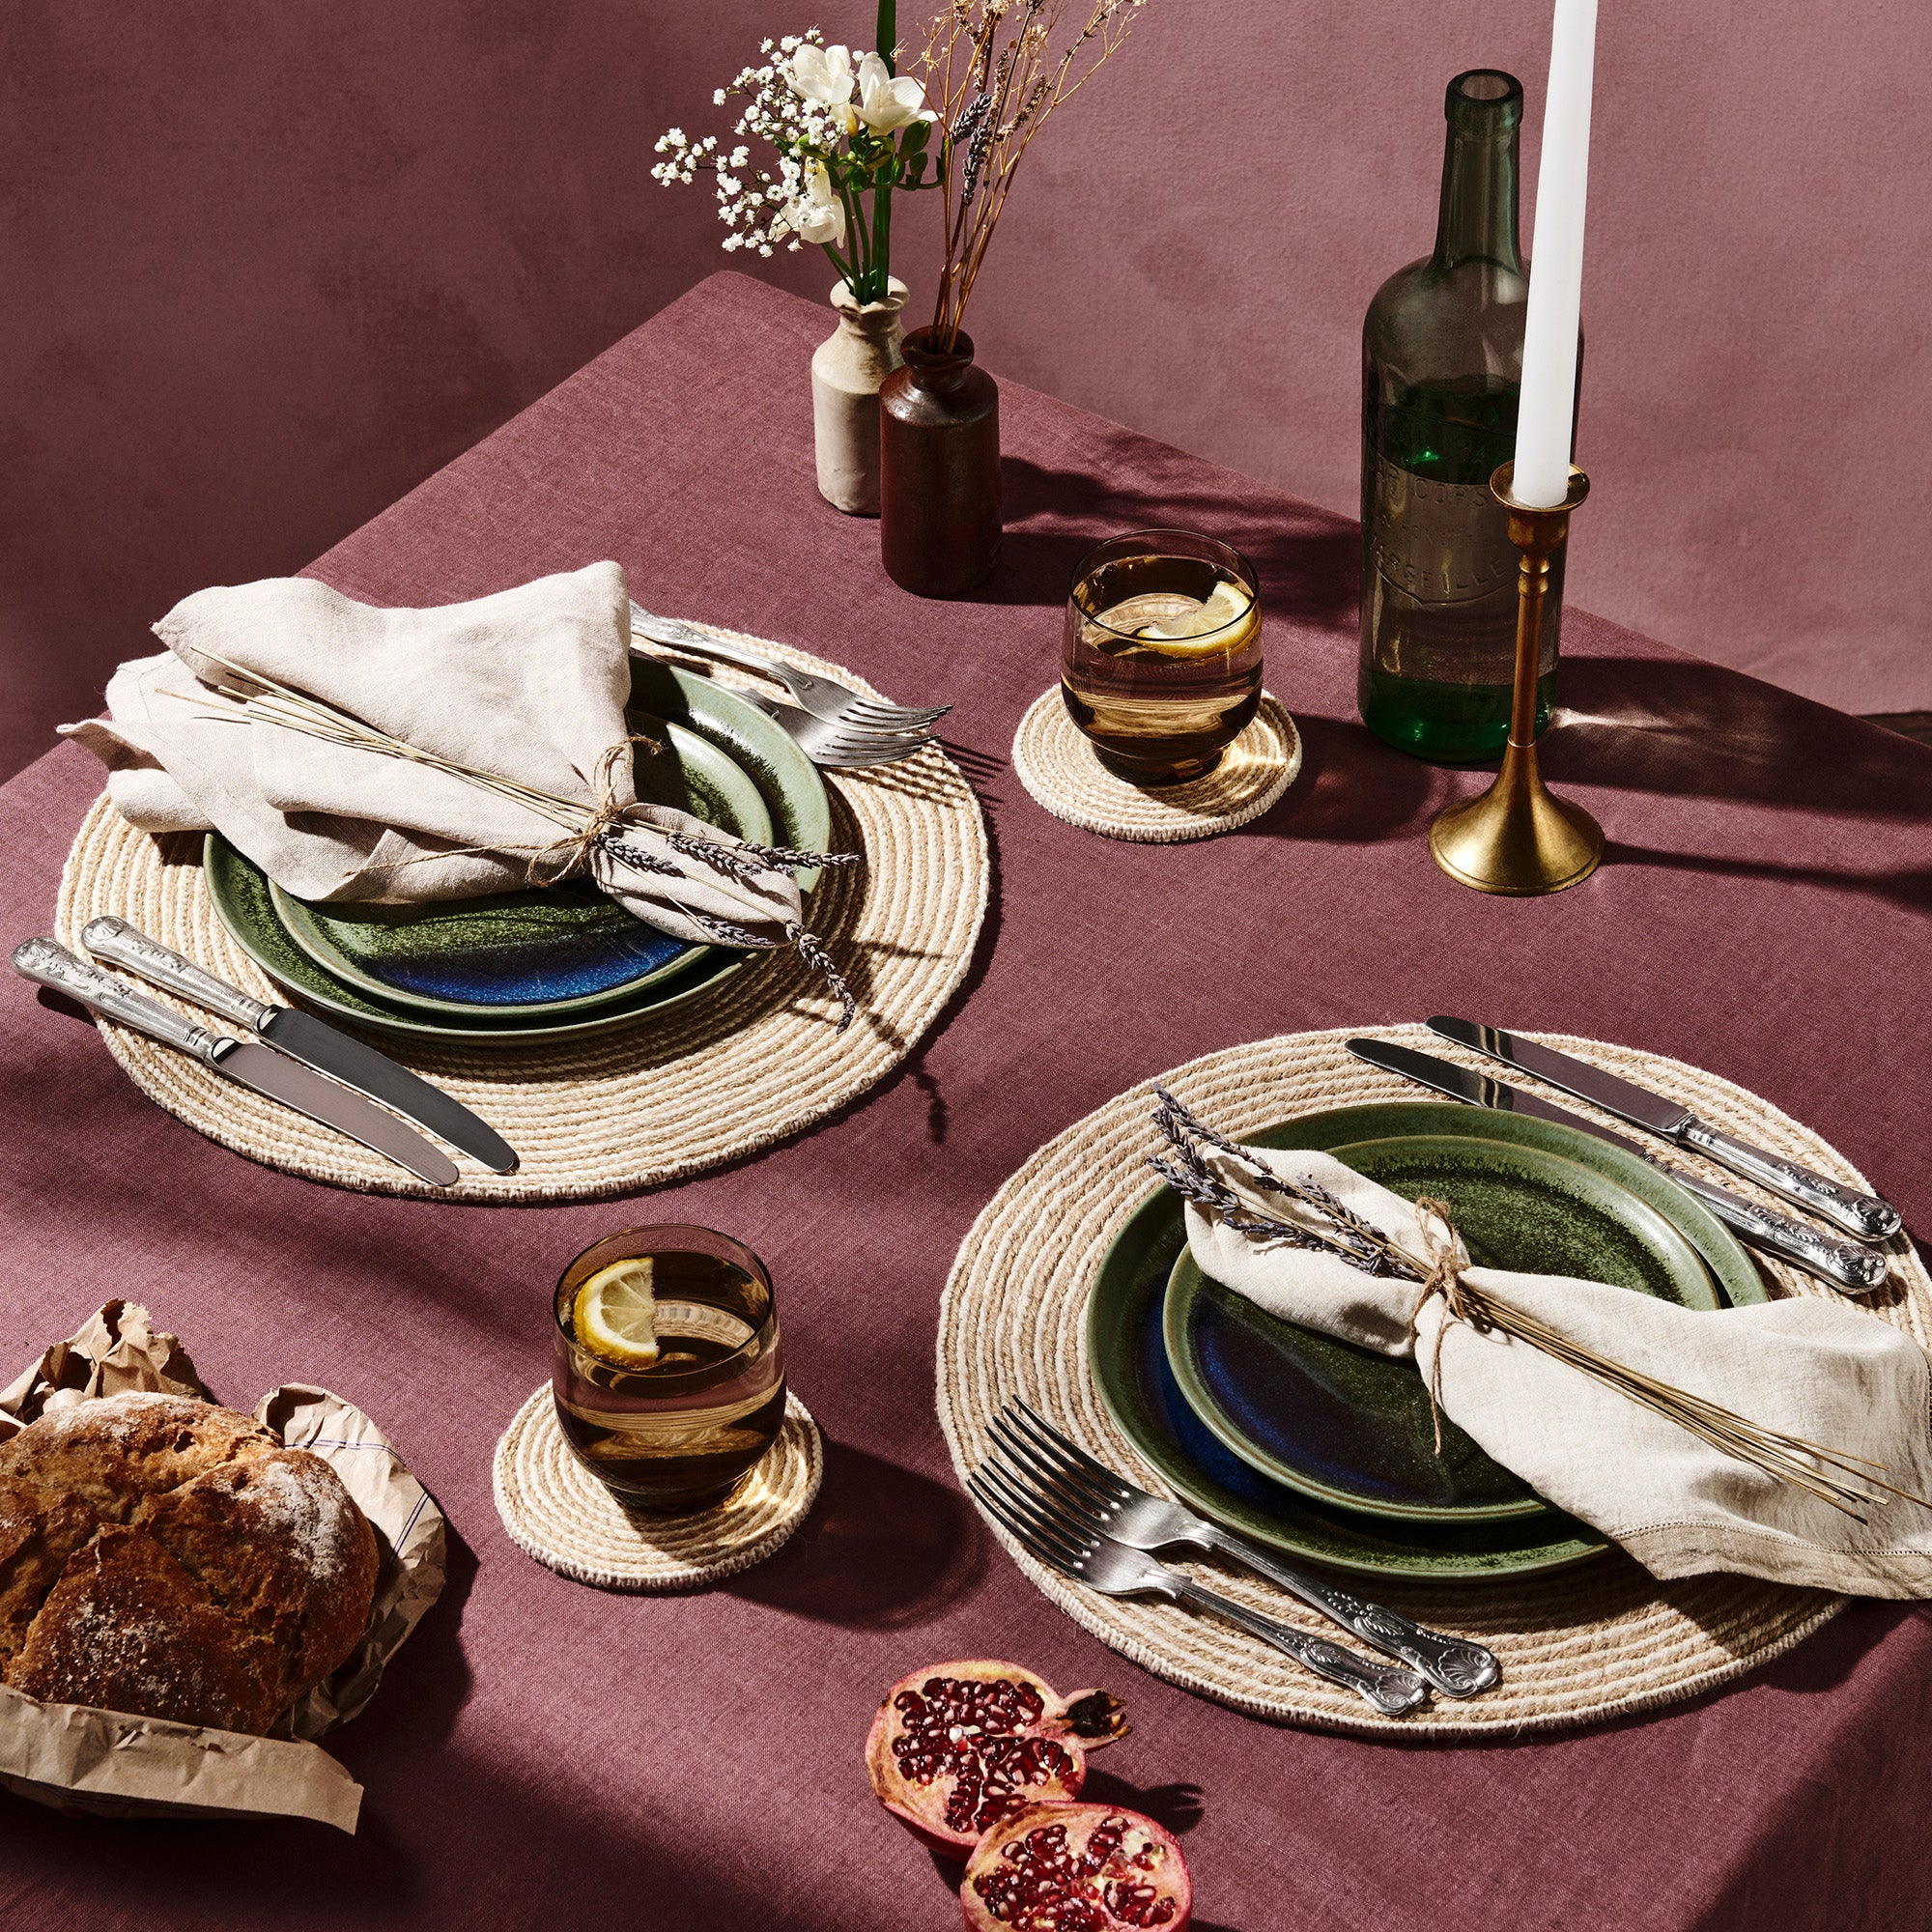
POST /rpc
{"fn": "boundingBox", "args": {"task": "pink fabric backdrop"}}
[6,0,1929,781]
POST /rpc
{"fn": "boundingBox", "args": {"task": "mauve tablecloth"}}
[2,271,1929,1931]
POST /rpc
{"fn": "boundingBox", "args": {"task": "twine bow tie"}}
[1405,1197,1495,1452]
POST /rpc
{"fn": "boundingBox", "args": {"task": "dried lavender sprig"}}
[593,831,685,879]
[1151,1085,1406,1274]
[679,910,857,1034]
[1149,1087,1416,1279]
[1288,1178,1407,1276]
[667,833,793,889]
[950,89,991,143]
[1145,1153,1326,1254]
[664,832,865,890]
[682,910,786,950]
[737,842,863,870]
[786,921,857,1034]
[959,110,996,205]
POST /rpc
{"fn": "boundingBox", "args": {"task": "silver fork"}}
[993,1401,1499,1698]
[968,1463,1428,1716]
[631,604,951,732]
[731,687,936,768]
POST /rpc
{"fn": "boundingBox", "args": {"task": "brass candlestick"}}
[1428,462,1602,895]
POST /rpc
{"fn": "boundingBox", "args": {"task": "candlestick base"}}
[1428,463,1602,895]
[1428,738,1603,895]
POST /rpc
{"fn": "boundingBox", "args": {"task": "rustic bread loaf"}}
[0,1392,380,1733]
[10,1523,289,1734]
[0,1476,100,1666]
[0,1392,277,1519]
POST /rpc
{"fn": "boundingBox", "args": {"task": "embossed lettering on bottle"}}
[1369,451,1519,604]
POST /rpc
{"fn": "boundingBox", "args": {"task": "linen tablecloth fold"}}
[1186,1147,1932,1597]
[58,563,803,947]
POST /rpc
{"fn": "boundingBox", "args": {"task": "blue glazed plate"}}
[267,719,770,1018]
[1162,1133,1720,1526]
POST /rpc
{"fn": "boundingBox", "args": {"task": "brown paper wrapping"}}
[0,1302,447,1833]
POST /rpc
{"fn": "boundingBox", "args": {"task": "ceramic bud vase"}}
[878,327,1001,597]
[810,277,909,517]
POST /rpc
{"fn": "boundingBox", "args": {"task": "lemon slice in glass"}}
[1134,580,1256,656]
[573,1258,660,1368]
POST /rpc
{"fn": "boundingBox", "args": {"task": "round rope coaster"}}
[1009,687,1300,842]
[53,632,988,1202]
[493,1385,822,1590]
[939,1024,1930,1737]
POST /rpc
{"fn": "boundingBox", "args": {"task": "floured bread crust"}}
[0,1392,380,1733]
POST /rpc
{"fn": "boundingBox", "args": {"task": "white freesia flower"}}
[853,53,935,132]
[780,162,846,248]
[788,43,854,108]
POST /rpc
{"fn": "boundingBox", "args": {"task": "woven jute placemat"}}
[493,1386,821,1590]
[938,1023,1930,1737]
[1010,688,1300,842]
[51,634,988,1203]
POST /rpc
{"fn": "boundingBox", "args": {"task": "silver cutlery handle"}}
[1172,1577,1428,1716]
[1199,1527,1497,1696]
[81,916,270,1032]
[631,608,780,679]
[1681,1120,1900,1243]
[14,939,221,1063]
[1668,1168,1889,1296]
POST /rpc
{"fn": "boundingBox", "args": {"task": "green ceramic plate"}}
[204,663,833,1046]
[1084,1099,1767,1582]
[1163,1134,1721,1527]
[267,718,772,1019]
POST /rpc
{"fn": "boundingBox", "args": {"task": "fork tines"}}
[993,1401,1131,1504]
[966,1465,1094,1579]
[976,1416,1125,1562]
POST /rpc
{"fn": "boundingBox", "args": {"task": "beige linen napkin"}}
[1184,1145,1932,1598]
[59,563,803,948]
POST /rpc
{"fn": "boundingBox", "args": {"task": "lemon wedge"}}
[1134,581,1256,655]
[573,1258,660,1368]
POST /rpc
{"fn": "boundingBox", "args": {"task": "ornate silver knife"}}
[1427,1017,1900,1244]
[1347,1037,1889,1295]
[15,938,459,1188]
[81,918,516,1174]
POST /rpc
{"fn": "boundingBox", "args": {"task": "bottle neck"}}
[1431,78,1522,275]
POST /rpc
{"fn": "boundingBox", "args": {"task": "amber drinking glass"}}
[1061,530,1263,784]
[552,1224,785,1511]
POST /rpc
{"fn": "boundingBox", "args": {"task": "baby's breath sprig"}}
[653,15,942,303]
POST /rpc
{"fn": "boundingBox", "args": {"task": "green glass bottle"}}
[1359,70,1573,765]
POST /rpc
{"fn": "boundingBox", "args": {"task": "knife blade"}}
[1346,1037,1889,1296]
[14,939,459,1188]
[81,917,516,1174]
[1426,1016,1901,1244]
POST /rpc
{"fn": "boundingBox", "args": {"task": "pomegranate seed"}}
[970,1815,1179,1929]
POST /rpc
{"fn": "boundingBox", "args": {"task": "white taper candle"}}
[1513,0,1597,507]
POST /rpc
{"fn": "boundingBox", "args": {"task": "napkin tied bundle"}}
[1164,1105,1932,1599]
[61,564,839,973]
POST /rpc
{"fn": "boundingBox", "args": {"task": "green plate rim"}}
[203,665,831,1046]
[264,717,771,1019]
[1084,1098,1767,1583]
[1161,1132,1720,1527]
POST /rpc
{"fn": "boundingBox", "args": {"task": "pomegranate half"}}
[961,1802,1193,1931]
[866,1659,1129,1857]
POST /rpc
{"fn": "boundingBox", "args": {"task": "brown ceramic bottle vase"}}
[878,327,1001,597]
